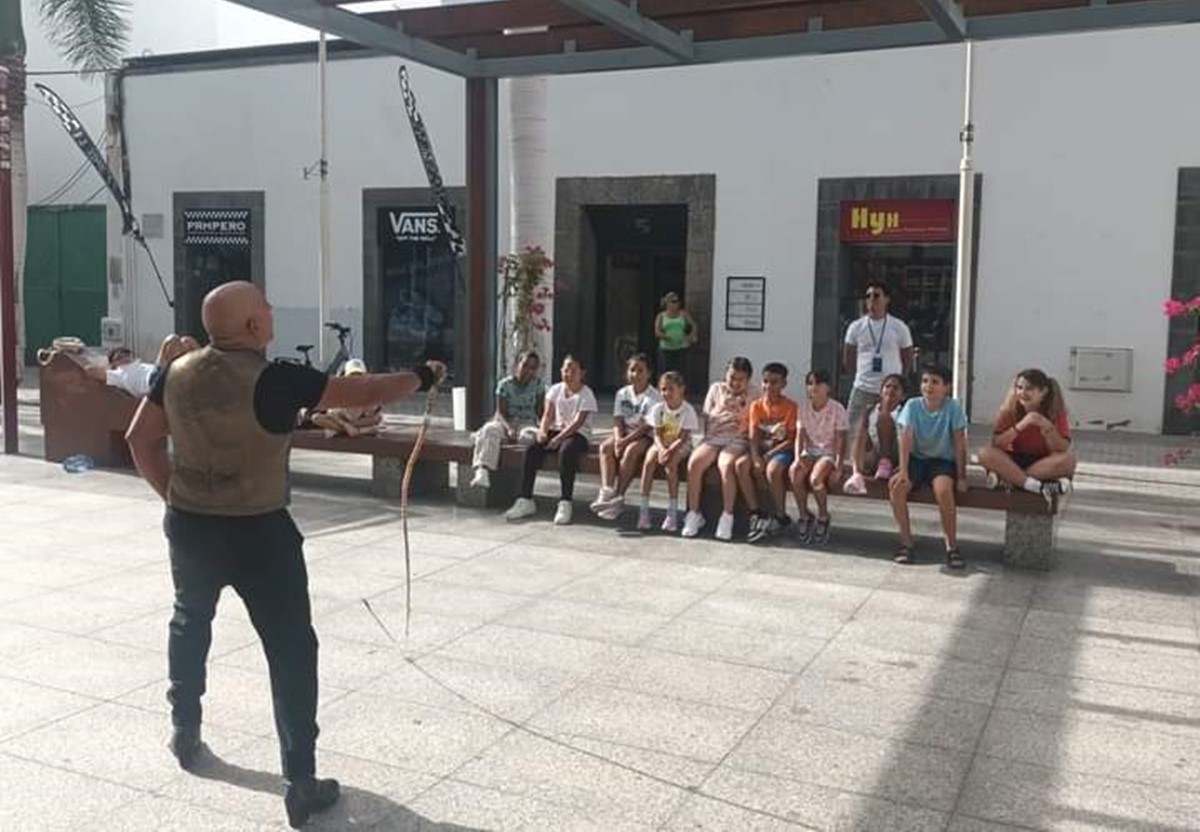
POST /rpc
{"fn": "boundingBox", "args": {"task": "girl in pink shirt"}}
[791,369,848,545]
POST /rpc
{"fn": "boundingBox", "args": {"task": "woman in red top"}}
[978,368,1076,498]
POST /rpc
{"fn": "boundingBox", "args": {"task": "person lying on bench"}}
[890,363,968,569]
[307,359,384,438]
[978,368,1075,502]
[90,334,200,397]
[505,354,597,526]
[469,350,545,489]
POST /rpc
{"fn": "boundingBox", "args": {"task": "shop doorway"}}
[840,243,956,398]
[586,205,687,390]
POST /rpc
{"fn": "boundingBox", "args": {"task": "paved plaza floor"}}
[1,400,1198,830]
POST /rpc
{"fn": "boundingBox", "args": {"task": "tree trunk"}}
[506,76,552,379]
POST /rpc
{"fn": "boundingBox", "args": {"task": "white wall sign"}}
[726,276,765,332]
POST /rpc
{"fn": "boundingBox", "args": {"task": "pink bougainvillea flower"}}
[1164,299,1189,317]
[1163,452,1178,467]
[1164,357,1183,373]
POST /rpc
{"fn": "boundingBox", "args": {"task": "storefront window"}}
[377,206,458,374]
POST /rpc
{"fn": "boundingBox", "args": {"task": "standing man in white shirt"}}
[843,281,915,455]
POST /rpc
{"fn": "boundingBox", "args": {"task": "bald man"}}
[126,281,443,828]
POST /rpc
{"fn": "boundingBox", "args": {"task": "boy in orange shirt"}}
[735,362,798,543]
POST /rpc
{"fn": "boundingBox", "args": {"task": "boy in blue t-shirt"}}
[889,363,969,569]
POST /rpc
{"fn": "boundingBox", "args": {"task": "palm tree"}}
[0,0,129,365]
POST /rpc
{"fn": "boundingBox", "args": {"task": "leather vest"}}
[164,347,291,516]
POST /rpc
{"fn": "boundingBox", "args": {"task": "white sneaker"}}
[469,467,491,489]
[681,510,705,538]
[589,487,617,512]
[597,503,624,522]
[553,500,574,525]
[715,512,735,542]
[505,497,537,521]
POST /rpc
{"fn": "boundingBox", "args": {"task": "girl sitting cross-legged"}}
[843,373,906,495]
[978,368,1076,501]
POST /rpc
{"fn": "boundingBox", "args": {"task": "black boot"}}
[168,724,202,770]
[284,777,340,828]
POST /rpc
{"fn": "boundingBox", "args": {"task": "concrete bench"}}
[291,426,1063,570]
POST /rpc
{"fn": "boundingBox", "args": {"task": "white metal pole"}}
[318,30,332,365]
[951,41,975,407]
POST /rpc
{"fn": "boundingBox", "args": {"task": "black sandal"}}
[946,548,965,570]
[893,546,914,565]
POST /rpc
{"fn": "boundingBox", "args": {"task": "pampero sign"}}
[387,208,442,243]
[183,209,251,246]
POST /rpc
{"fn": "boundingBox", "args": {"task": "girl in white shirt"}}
[637,371,699,533]
[591,353,662,521]
[505,355,598,526]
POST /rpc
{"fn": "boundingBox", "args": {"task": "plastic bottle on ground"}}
[62,454,95,474]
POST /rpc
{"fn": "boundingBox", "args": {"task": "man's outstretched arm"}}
[315,362,443,411]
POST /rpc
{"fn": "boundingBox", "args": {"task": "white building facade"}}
[109,22,1200,434]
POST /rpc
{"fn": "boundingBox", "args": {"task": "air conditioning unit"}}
[100,317,125,349]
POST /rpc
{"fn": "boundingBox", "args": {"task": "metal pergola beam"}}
[556,0,695,61]
[221,0,478,77]
[916,0,966,40]
[966,0,1200,39]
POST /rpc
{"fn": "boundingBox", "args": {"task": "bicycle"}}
[284,322,355,376]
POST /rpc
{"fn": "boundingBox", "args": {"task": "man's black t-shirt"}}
[148,361,329,435]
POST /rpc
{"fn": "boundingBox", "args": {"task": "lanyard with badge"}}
[866,315,887,373]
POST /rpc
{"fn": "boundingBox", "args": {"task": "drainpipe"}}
[317,31,332,365]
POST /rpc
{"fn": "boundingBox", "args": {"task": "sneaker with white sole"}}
[985,470,1001,490]
[469,467,491,489]
[505,497,537,521]
[661,511,679,533]
[597,502,624,522]
[681,510,705,538]
[812,515,831,545]
[746,514,769,544]
[715,512,735,542]
[874,457,894,480]
[589,487,617,513]
[637,508,652,531]
[795,516,815,544]
[843,472,867,495]
[553,500,574,525]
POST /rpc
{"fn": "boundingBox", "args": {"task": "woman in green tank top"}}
[655,292,698,381]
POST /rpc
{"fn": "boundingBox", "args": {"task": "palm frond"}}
[38,0,130,74]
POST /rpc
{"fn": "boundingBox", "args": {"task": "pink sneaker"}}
[843,472,867,495]
[637,508,652,531]
[660,511,678,533]
[874,458,894,480]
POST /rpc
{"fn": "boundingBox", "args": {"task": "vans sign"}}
[388,209,441,243]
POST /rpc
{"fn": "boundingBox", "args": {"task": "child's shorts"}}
[909,457,957,489]
[702,436,749,455]
[800,448,836,464]
[767,450,794,468]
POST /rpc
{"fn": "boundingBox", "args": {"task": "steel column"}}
[0,64,18,455]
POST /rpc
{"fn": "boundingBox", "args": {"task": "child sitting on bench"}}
[978,368,1075,500]
[470,351,545,489]
[890,363,969,569]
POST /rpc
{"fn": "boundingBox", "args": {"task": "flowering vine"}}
[1162,295,1200,466]
[498,246,554,369]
